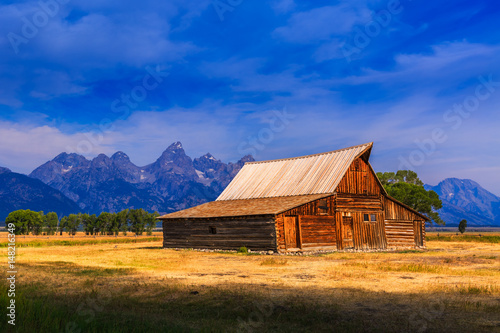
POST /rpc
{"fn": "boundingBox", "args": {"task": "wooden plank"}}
[284,216,298,249]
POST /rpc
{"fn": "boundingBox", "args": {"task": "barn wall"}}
[334,200,386,250]
[162,216,276,251]
[299,215,336,249]
[383,197,426,248]
[277,196,336,252]
[336,195,382,212]
[335,157,387,250]
[336,157,382,195]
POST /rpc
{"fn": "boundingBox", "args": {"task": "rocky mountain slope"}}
[425,178,500,226]
[0,168,81,221]
[5,143,499,227]
[29,142,253,215]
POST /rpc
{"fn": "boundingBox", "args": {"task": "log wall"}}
[383,197,426,249]
[276,195,336,252]
[299,215,336,249]
[336,194,382,212]
[163,216,276,251]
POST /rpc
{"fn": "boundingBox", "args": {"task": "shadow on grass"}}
[136,246,164,250]
[17,261,136,277]
[0,237,162,248]
[1,276,498,333]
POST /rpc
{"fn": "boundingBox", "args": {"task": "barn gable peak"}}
[217,142,373,201]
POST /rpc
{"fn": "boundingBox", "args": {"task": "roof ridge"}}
[246,142,373,165]
[217,193,331,201]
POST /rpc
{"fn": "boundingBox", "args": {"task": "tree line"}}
[5,209,160,236]
[376,170,444,225]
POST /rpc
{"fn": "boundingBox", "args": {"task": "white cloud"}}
[29,69,88,100]
[340,41,500,87]
[273,3,371,43]
[272,0,296,14]
[0,121,111,173]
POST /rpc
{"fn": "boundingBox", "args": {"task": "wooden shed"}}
[158,143,428,252]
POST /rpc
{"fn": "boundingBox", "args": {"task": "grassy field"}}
[1,233,499,332]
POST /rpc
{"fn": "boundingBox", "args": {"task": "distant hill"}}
[29,142,253,215]
[0,168,81,221]
[425,178,500,227]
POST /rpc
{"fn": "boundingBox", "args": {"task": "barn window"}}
[318,199,329,215]
[363,214,377,222]
[209,226,217,234]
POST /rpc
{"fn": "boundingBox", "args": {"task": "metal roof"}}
[217,142,373,201]
[158,194,330,219]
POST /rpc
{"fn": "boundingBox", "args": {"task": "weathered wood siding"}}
[335,157,387,250]
[384,220,415,248]
[336,195,382,212]
[383,197,426,248]
[299,215,336,249]
[163,216,276,251]
[335,211,387,250]
[336,157,382,195]
[276,196,336,252]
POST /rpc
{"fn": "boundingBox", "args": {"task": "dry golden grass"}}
[1,234,499,332]
[4,231,163,243]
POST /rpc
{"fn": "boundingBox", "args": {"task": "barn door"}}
[342,216,354,249]
[414,221,423,247]
[284,216,300,249]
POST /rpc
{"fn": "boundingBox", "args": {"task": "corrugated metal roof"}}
[158,194,329,219]
[217,142,373,201]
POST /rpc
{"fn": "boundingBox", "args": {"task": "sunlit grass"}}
[260,258,288,266]
[426,232,500,243]
[1,234,499,332]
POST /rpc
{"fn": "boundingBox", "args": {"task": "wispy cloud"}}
[273,3,371,43]
[1,0,500,195]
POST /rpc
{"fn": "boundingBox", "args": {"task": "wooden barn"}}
[158,143,428,252]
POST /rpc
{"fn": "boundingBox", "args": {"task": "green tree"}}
[66,214,81,235]
[80,213,91,235]
[59,216,68,235]
[106,212,119,235]
[458,219,467,234]
[81,214,98,235]
[6,209,44,235]
[376,170,443,225]
[26,210,44,235]
[5,210,30,235]
[145,211,160,235]
[115,210,129,236]
[96,212,114,235]
[129,209,147,235]
[30,211,44,235]
[377,170,423,186]
[45,212,59,235]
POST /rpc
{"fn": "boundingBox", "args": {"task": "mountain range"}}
[425,178,500,227]
[26,142,253,217]
[0,167,81,220]
[0,142,499,226]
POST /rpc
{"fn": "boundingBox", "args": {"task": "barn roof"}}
[159,194,329,219]
[217,142,373,201]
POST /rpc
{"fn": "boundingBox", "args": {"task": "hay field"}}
[1,233,499,332]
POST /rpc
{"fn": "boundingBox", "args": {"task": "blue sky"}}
[1,0,499,195]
